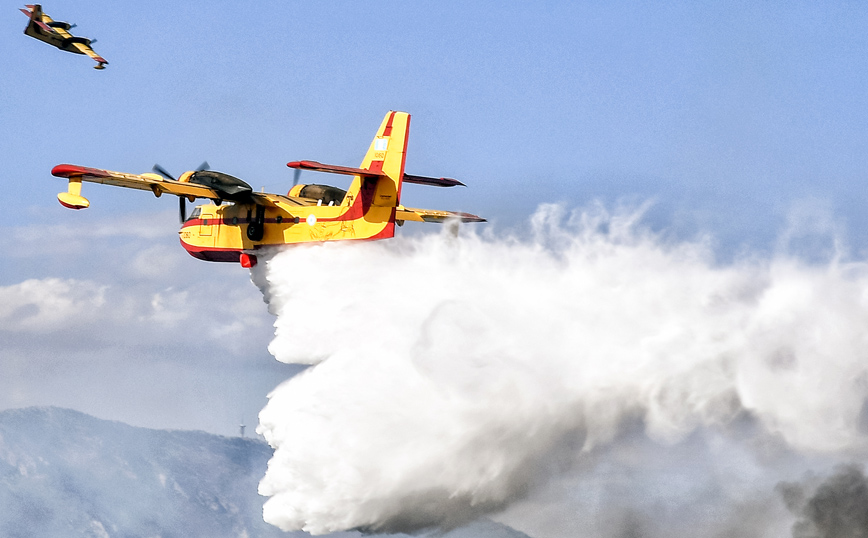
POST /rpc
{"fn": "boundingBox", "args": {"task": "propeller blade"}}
[179,196,186,223]
[89,38,97,44]
[293,168,301,187]
[153,164,176,181]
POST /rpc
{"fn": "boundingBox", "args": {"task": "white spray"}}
[252,204,868,535]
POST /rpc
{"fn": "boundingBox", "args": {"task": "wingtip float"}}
[52,111,485,268]
[21,4,108,69]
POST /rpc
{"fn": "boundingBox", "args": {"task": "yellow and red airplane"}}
[52,111,484,267]
[21,4,108,69]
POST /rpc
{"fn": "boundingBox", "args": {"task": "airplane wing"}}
[40,13,72,37]
[47,22,109,67]
[249,192,307,209]
[68,41,108,66]
[52,164,221,200]
[396,206,486,223]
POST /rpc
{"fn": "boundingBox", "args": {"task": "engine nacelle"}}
[287,184,347,206]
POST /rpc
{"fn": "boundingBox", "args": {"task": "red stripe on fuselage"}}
[367,212,396,240]
[179,238,242,263]
[179,218,395,262]
[397,113,410,203]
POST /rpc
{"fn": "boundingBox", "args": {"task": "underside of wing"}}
[67,40,107,64]
[72,41,105,62]
[45,23,72,39]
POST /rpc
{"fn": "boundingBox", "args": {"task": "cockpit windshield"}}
[186,207,201,222]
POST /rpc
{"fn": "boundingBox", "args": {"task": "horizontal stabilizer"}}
[287,160,385,178]
[287,162,465,187]
[403,174,464,187]
[396,207,486,223]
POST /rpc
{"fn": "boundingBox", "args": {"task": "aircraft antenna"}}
[239,416,246,438]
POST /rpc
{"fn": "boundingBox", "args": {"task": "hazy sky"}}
[2,1,868,436]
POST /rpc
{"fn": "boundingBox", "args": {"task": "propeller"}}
[152,162,211,223]
[152,164,176,181]
[292,168,301,187]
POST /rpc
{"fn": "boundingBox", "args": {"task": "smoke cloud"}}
[779,464,868,538]
[251,204,868,535]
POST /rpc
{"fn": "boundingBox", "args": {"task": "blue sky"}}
[2,1,868,434]
[4,1,868,246]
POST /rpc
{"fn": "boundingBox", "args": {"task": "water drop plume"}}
[251,203,868,535]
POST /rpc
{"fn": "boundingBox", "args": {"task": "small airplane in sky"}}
[20,4,108,69]
[52,111,485,268]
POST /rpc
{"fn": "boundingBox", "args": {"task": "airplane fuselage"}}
[179,194,396,263]
[24,24,86,54]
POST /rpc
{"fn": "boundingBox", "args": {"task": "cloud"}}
[0,278,107,332]
[0,213,278,434]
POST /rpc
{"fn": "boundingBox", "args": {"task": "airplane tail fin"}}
[349,110,410,208]
[286,111,481,240]
[333,111,410,238]
[361,111,410,202]
[21,4,42,23]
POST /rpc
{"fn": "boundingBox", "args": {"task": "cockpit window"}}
[186,207,201,221]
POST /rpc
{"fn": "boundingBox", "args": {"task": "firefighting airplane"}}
[52,111,484,268]
[20,4,108,69]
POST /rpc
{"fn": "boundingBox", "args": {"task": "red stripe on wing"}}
[51,164,113,178]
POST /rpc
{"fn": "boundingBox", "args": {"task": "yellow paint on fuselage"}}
[179,198,391,251]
